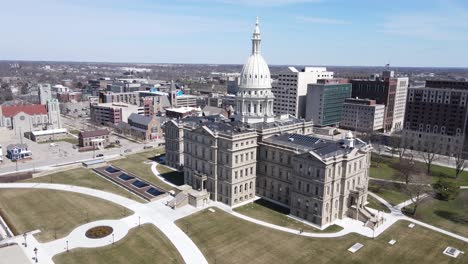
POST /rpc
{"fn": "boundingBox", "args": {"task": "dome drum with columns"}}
[235,17,276,124]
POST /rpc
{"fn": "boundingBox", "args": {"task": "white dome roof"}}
[239,54,271,89]
[238,17,271,89]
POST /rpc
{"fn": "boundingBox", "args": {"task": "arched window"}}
[245,183,248,191]
[234,187,237,194]
[314,203,318,212]
[250,181,253,189]
[240,185,243,192]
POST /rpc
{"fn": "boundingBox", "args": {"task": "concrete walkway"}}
[0,183,208,264]
[368,192,468,243]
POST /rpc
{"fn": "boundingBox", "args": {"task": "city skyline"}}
[1,0,468,67]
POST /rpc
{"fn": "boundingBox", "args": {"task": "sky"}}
[1,0,468,67]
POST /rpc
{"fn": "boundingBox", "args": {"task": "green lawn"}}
[370,154,468,186]
[110,149,176,191]
[368,180,410,206]
[23,168,145,203]
[404,190,468,238]
[176,209,468,264]
[156,164,184,186]
[69,129,81,135]
[366,195,391,213]
[53,224,183,264]
[0,189,133,242]
[234,199,342,233]
[370,157,396,181]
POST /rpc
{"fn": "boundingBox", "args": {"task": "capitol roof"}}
[239,17,271,89]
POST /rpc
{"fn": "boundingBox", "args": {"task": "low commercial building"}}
[165,107,201,119]
[128,113,163,141]
[57,92,82,103]
[340,98,385,132]
[78,129,111,150]
[305,79,352,127]
[30,128,68,143]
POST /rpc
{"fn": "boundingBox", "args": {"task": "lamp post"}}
[112,233,115,245]
[23,233,27,247]
[66,240,69,252]
[138,216,141,227]
[33,247,38,263]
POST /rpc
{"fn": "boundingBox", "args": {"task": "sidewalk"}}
[0,183,208,264]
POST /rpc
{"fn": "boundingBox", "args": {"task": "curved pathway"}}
[0,183,208,264]
[149,162,178,188]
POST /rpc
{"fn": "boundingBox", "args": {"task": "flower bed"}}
[85,226,113,239]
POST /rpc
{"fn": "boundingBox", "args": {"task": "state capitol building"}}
[163,18,373,228]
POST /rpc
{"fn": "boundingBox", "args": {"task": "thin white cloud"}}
[379,13,468,41]
[296,15,349,25]
[215,0,322,6]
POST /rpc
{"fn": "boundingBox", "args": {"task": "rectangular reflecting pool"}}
[105,167,121,174]
[118,173,135,181]
[132,180,149,188]
[146,187,164,197]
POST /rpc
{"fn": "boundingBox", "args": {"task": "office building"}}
[341,98,385,132]
[403,80,468,155]
[305,79,352,127]
[351,71,409,132]
[90,103,144,125]
[272,67,334,118]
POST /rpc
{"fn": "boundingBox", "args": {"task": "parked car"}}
[143,145,153,149]
[96,154,104,157]
[124,149,132,153]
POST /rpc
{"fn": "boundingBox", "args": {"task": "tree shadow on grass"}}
[434,210,468,225]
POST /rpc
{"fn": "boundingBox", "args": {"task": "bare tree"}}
[403,173,432,215]
[389,135,410,162]
[394,159,423,185]
[373,143,385,167]
[453,150,466,179]
[418,144,439,175]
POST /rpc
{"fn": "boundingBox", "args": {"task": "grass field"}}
[368,180,410,206]
[0,189,133,242]
[234,199,342,233]
[69,129,81,135]
[370,155,468,186]
[366,195,391,213]
[176,208,468,264]
[110,149,177,191]
[53,224,183,264]
[23,168,145,203]
[405,190,468,238]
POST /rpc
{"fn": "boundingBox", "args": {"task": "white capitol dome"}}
[235,17,275,124]
[239,17,272,89]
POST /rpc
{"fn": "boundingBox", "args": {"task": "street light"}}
[66,240,69,252]
[23,233,27,247]
[33,247,38,263]
[112,233,115,245]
